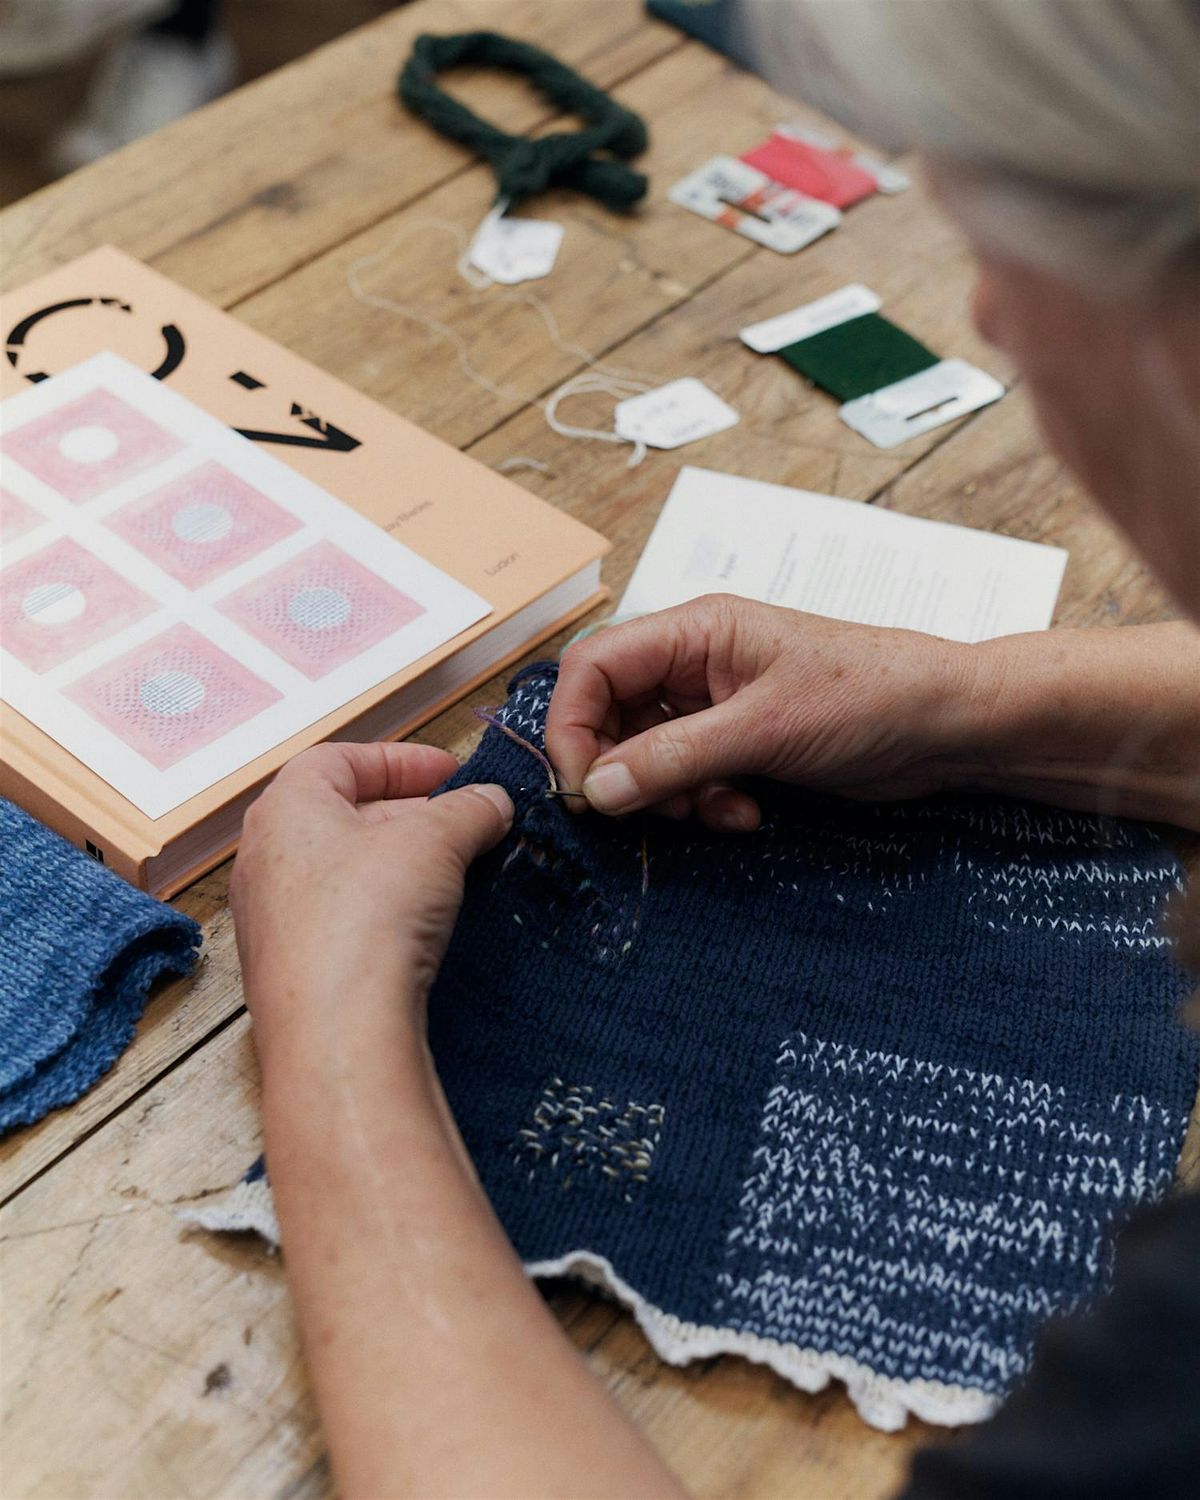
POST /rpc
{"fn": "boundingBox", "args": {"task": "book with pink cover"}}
[0,248,608,894]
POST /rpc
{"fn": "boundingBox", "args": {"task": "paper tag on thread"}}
[468,214,564,284]
[613,379,739,450]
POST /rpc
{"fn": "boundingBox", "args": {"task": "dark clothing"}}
[902,1190,1200,1500]
[150,0,219,44]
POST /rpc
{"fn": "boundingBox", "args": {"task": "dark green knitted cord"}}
[398,32,649,211]
[778,313,941,403]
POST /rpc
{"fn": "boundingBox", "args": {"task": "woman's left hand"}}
[230,741,513,1060]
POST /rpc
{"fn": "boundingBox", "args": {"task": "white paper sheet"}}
[618,466,1067,641]
[0,353,491,818]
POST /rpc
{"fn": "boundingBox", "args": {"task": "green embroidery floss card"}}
[777,312,940,402]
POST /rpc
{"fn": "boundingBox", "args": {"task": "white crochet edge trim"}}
[526,1249,999,1433]
[177,1178,999,1431]
[177,1175,280,1246]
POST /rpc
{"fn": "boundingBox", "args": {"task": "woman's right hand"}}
[545,595,978,832]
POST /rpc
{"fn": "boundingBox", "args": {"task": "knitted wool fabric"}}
[197,664,1199,1431]
[0,798,200,1132]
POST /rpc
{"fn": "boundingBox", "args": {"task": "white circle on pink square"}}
[0,538,158,674]
[217,540,426,679]
[66,623,282,770]
[104,460,302,587]
[2,389,184,502]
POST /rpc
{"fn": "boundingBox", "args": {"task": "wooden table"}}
[2,4,1191,1497]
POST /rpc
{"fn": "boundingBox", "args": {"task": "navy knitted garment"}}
[0,798,201,1133]
[202,664,1199,1430]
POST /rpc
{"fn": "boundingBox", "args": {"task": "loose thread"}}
[633,831,650,939]
[495,456,550,473]
[475,706,651,949]
[344,220,654,465]
[473,707,560,793]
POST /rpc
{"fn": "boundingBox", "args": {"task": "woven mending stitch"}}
[515,1077,665,1200]
[715,1031,1187,1394]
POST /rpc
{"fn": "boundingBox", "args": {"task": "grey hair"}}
[742,0,1200,292]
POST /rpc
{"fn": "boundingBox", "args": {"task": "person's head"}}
[744,0,1200,619]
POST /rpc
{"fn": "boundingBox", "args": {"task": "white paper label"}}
[775,122,840,151]
[618,465,1067,642]
[668,157,841,255]
[613,379,739,450]
[468,213,564,284]
[740,283,882,354]
[839,359,1006,449]
[851,152,911,194]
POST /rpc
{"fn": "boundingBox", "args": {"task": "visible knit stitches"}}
[0,799,201,1132]
[201,664,1199,1430]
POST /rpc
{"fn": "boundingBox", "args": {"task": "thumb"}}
[421,783,515,864]
[582,697,760,815]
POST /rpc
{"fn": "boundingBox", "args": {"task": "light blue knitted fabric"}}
[0,798,201,1133]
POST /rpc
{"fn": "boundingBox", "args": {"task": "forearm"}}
[255,967,685,1500]
[945,622,1200,829]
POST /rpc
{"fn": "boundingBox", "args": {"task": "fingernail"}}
[472,783,514,821]
[719,804,759,832]
[583,761,640,814]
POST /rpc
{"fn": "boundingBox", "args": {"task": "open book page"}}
[1,353,490,819]
[619,465,1067,640]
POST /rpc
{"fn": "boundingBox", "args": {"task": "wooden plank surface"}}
[0,0,681,302]
[1,2,1193,1497]
[0,13,1003,1201]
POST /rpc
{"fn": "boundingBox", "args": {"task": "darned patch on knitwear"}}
[1,799,201,1132]
[199,663,1199,1431]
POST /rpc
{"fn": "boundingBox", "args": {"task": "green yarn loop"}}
[398,31,650,211]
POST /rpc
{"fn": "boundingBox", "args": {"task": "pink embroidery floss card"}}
[0,351,490,819]
[740,134,876,210]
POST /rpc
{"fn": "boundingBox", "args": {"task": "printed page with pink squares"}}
[0,352,490,818]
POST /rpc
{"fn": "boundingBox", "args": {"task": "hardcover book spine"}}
[0,757,148,889]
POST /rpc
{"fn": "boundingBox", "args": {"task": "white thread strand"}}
[495,456,551,473]
[344,217,655,464]
[544,371,650,467]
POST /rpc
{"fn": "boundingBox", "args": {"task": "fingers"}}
[696,783,761,833]
[546,606,718,795]
[581,694,762,816]
[273,741,460,806]
[418,783,514,864]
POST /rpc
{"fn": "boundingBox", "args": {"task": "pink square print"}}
[1,538,157,674]
[218,540,425,679]
[106,461,301,588]
[0,487,44,545]
[66,623,282,770]
[2,388,183,503]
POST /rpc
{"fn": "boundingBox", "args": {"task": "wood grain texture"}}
[0,1017,941,1500]
[0,30,982,1200]
[0,0,681,303]
[1,1,1196,1496]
